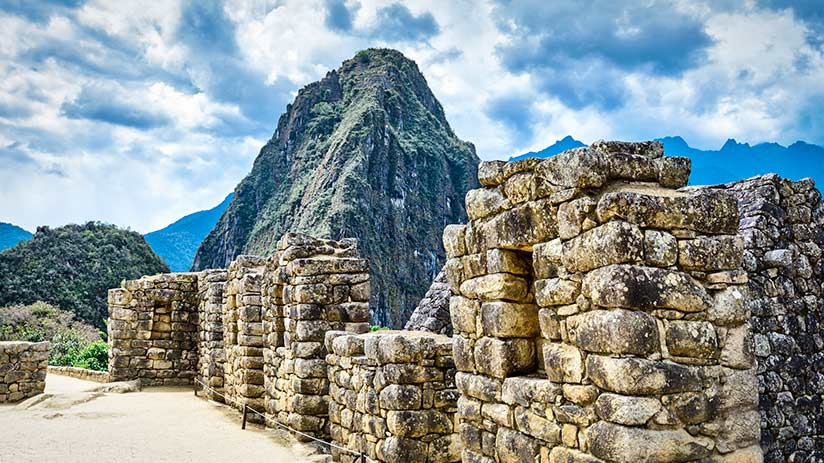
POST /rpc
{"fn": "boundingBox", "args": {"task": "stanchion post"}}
[194,380,198,396]
[242,404,248,430]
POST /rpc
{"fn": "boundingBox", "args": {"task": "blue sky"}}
[0,0,822,232]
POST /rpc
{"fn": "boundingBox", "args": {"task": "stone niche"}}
[0,341,49,402]
[108,273,199,385]
[326,330,460,463]
[445,141,762,463]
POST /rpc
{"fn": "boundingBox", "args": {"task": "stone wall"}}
[404,270,453,335]
[701,174,824,462]
[0,341,48,402]
[326,330,460,462]
[444,141,762,462]
[48,365,109,383]
[108,273,199,385]
[197,269,228,401]
[222,256,267,416]
[268,233,371,439]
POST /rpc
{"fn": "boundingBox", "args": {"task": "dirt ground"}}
[0,374,328,463]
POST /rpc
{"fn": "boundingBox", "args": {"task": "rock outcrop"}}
[192,49,480,328]
[404,270,453,335]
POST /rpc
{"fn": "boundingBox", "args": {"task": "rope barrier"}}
[193,378,369,462]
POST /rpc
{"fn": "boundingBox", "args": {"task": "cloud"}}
[0,0,84,23]
[492,0,713,110]
[60,84,170,129]
[370,3,440,43]
[324,0,354,32]
[484,92,537,140]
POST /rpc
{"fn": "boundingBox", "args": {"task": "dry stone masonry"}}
[197,269,228,401]
[326,330,460,462]
[444,141,762,463]
[0,341,48,402]
[104,143,824,462]
[268,234,371,438]
[108,273,199,385]
[698,174,824,462]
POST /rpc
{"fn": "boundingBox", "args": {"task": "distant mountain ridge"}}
[144,193,233,272]
[193,49,480,327]
[0,222,32,251]
[511,135,824,186]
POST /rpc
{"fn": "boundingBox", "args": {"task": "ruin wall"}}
[0,341,49,402]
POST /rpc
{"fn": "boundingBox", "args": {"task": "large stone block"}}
[501,375,561,407]
[474,337,536,379]
[443,224,467,258]
[557,196,597,239]
[643,230,677,267]
[466,188,510,220]
[678,235,743,271]
[455,372,502,402]
[386,410,452,438]
[542,342,584,383]
[566,309,658,355]
[582,264,712,312]
[495,427,540,463]
[596,189,739,234]
[379,384,422,410]
[594,393,661,425]
[586,355,704,395]
[665,320,719,359]
[476,199,559,250]
[534,278,580,307]
[459,274,529,302]
[587,421,713,463]
[562,221,643,273]
[480,302,539,338]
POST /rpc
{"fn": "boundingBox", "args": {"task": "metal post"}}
[242,404,248,430]
[359,452,365,463]
[194,380,198,396]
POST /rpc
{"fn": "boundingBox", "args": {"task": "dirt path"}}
[0,374,327,463]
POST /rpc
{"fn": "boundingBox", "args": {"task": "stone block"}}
[474,337,536,379]
[460,274,529,302]
[477,199,559,251]
[678,235,743,271]
[495,427,540,463]
[643,230,677,267]
[443,224,467,258]
[449,296,478,334]
[562,221,644,272]
[586,355,704,395]
[514,406,561,443]
[455,372,502,402]
[665,320,719,359]
[501,375,561,407]
[557,196,597,239]
[486,248,530,275]
[480,301,539,338]
[720,325,754,369]
[594,393,661,425]
[466,188,510,220]
[535,278,580,307]
[566,309,658,355]
[386,410,452,438]
[582,264,712,312]
[533,239,562,279]
[587,421,713,463]
[542,342,584,383]
[596,189,739,234]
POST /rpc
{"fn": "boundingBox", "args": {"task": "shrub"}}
[49,330,88,366]
[0,301,100,343]
[74,341,108,372]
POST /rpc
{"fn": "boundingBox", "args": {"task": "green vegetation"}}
[369,325,390,332]
[1,301,108,371]
[0,222,169,329]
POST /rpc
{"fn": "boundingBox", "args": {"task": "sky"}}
[0,0,822,233]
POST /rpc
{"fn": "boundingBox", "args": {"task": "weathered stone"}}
[449,296,478,334]
[558,196,597,239]
[566,309,658,355]
[480,302,539,338]
[661,392,711,425]
[459,274,529,302]
[543,343,584,383]
[533,239,562,279]
[514,406,561,443]
[582,264,712,312]
[596,189,739,234]
[501,375,561,407]
[455,372,502,402]
[477,199,559,250]
[594,393,661,425]
[386,409,452,438]
[466,188,510,220]
[665,320,719,359]
[535,278,580,307]
[720,325,754,369]
[562,221,643,273]
[475,337,536,379]
[443,224,467,258]
[495,427,540,463]
[586,355,704,395]
[486,249,530,275]
[643,230,678,267]
[587,421,713,463]
[549,447,608,463]
[708,287,748,326]
[678,235,743,271]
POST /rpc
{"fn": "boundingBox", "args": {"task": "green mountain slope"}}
[145,193,233,271]
[0,222,33,251]
[193,49,480,327]
[0,222,169,329]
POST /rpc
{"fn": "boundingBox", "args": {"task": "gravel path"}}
[0,374,325,463]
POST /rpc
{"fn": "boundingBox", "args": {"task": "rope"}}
[193,378,369,461]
